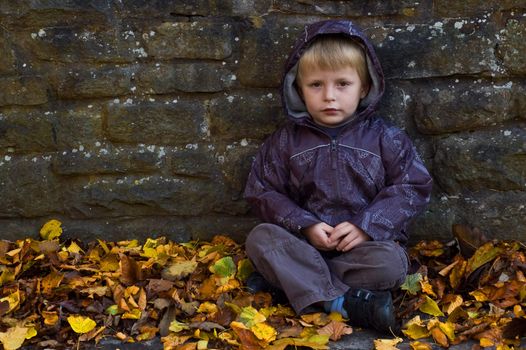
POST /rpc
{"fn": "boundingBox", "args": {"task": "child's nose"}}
[323,86,336,101]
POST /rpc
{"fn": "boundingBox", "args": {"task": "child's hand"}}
[302,222,337,251]
[329,221,371,252]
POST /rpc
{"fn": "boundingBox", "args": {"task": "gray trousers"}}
[245,223,409,314]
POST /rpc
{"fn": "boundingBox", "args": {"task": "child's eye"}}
[309,82,322,88]
[338,81,352,87]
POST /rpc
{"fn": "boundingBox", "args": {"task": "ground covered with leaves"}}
[0,221,524,350]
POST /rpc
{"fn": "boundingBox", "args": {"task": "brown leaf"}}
[317,320,353,341]
[452,224,488,258]
[119,253,143,285]
[430,327,449,348]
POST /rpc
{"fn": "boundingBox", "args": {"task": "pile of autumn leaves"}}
[0,221,524,349]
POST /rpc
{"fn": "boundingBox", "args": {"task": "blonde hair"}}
[297,35,371,89]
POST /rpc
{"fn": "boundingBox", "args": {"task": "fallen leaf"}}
[419,296,444,317]
[401,273,422,295]
[39,219,62,240]
[0,326,33,350]
[373,337,403,350]
[317,320,353,341]
[67,315,97,334]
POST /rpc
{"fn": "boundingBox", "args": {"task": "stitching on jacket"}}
[289,144,330,160]
[339,144,380,158]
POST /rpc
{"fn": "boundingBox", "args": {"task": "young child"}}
[243,20,433,334]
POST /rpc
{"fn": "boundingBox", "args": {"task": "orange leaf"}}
[317,320,353,341]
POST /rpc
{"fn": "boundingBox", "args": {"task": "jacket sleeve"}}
[351,128,433,244]
[244,130,321,234]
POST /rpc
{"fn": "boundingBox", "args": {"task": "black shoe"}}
[343,288,398,334]
[246,272,288,304]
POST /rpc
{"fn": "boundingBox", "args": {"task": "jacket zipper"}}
[330,139,338,170]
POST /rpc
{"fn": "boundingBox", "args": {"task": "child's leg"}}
[327,240,409,291]
[245,223,349,314]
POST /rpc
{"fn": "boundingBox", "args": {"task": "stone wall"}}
[0,1,524,243]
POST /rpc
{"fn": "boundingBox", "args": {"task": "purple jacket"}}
[244,20,433,245]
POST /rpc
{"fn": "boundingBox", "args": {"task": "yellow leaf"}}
[39,219,62,240]
[419,296,444,317]
[438,321,455,342]
[469,290,488,302]
[409,341,433,350]
[251,322,277,343]
[0,326,32,350]
[67,315,97,334]
[465,242,502,276]
[122,309,142,319]
[403,316,430,340]
[169,319,190,333]
[197,302,218,314]
[420,278,436,298]
[0,290,20,314]
[443,294,463,315]
[66,241,83,254]
[239,306,266,328]
[373,337,403,350]
[267,336,329,350]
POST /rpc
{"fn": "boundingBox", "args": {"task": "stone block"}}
[63,175,226,218]
[106,98,207,145]
[136,62,235,93]
[0,35,15,74]
[433,0,525,18]
[209,91,282,141]
[368,19,501,79]
[0,108,56,153]
[433,126,526,193]
[226,0,272,15]
[0,76,48,106]
[272,0,423,17]
[53,103,104,149]
[119,0,211,17]
[237,17,303,87]
[497,18,526,75]
[57,65,134,98]
[0,155,62,217]
[146,22,232,60]
[53,144,167,176]
[218,142,259,199]
[414,79,525,134]
[170,146,219,178]
[19,26,145,64]
[0,1,108,28]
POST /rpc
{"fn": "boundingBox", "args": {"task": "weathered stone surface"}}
[368,19,501,79]
[227,0,272,15]
[0,34,15,74]
[170,146,219,178]
[0,155,61,217]
[119,0,211,17]
[414,79,526,134]
[433,126,526,193]
[53,103,105,149]
[136,62,235,93]
[238,17,303,87]
[433,0,525,18]
[106,98,207,145]
[0,108,56,153]
[218,142,259,199]
[146,22,232,60]
[19,26,146,64]
[63,175,227,218]
[497,18,526,75]
[273,0,424,17]
[0,76,48,106]
[53,144,167,175]
[0,2,109,28]
[209,91,282,141]
[57,65,134,98]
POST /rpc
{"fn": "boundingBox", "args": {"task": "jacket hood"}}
[282,20,385,124]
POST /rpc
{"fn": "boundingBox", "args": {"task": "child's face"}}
[298,65,367,127]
